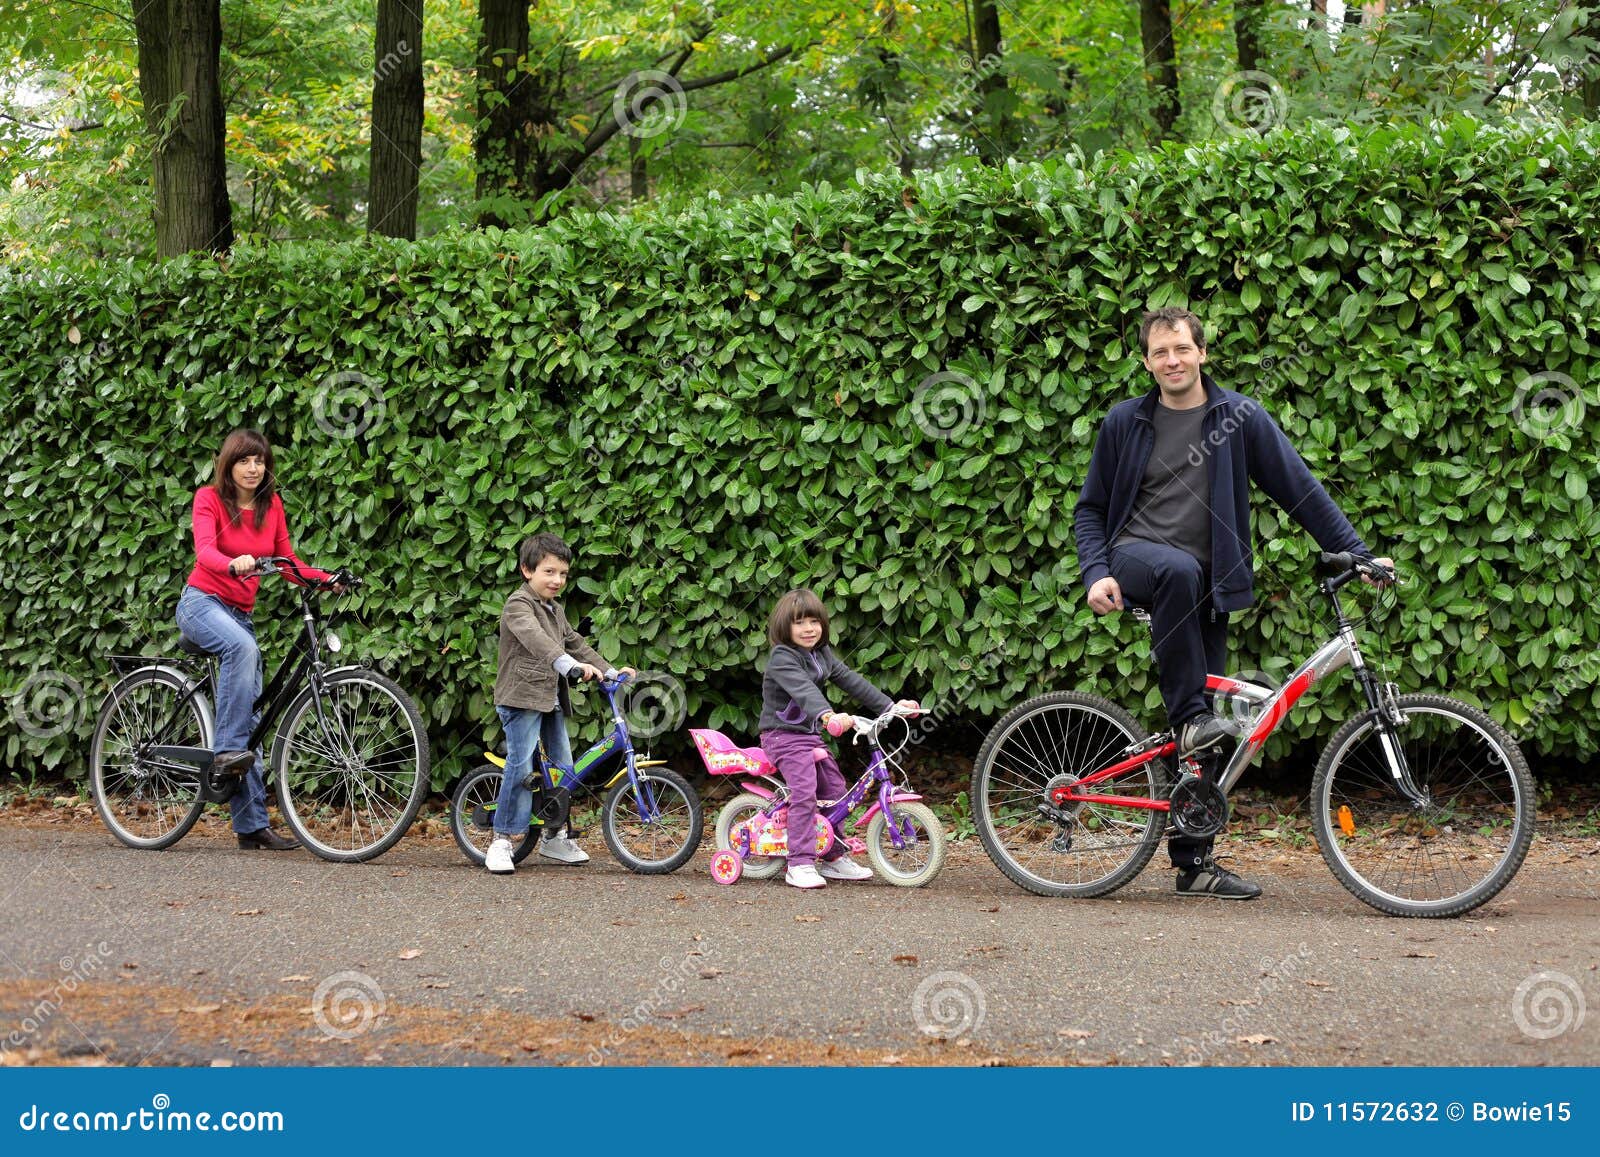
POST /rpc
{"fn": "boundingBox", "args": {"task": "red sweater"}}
[185,487,329,613]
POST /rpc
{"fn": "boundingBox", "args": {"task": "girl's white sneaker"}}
[784,864,826,889]
[818,856,874,881]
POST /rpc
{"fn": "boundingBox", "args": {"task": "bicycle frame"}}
[1054,564,1418,814]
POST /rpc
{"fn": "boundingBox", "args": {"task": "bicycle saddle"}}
[176,636,214,658]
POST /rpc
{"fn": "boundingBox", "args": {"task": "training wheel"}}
[710,849,743,885]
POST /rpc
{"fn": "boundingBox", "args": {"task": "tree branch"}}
[677,43,799,94]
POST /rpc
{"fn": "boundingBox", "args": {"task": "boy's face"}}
[790,616,824,650]
[521,554,570,601]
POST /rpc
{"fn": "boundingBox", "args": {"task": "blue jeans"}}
[492,705,575,837]
[175,585,269,834]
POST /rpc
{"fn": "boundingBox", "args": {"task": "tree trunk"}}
[1234,0,1262,73]
[1139,0,1180,140]
[368,0,424,238]
[971,0,1014,162]
[629,135,647,202]
[132,0,234,258]
[475,0,535,227]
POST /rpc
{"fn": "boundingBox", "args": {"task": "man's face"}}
[1142,321,1207,396]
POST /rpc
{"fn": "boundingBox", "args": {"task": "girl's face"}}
[790,616,824,650]
[232,454,266,496]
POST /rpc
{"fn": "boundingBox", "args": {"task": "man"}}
[1073,307,1392,899]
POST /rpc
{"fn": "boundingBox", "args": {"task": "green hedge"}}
[3,117,1597,790]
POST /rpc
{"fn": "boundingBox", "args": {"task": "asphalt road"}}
[2,818,1596,1066]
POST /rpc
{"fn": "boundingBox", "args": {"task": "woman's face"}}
[231,454,266,495]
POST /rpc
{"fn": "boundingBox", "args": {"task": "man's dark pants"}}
[1108,539,1229,869]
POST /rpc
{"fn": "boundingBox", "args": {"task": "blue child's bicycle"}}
[448,673,703,874]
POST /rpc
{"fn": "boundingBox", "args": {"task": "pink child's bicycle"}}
[690,703,947,888]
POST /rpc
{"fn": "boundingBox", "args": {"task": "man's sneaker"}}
[1177,713,1240,758]
[485,837,515,875]
[1175,858,1262,900]
[537,828,589,864]
[785,864,826,889]
[817,856,874,881]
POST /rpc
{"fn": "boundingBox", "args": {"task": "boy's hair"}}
[1138,307,1206,354]
[767,588,830,647]
[519,532,573,573]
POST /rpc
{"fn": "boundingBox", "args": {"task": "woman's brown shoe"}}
[237,827,301,851]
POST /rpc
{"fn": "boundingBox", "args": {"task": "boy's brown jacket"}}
[494,583,607,712]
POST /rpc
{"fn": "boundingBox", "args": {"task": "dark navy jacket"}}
[1073,374,1371,613]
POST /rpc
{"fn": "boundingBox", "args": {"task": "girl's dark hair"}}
[767,588,830,647]
[519,532,573,572]
[212,428,275,526]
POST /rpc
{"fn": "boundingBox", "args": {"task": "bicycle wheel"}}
[864,801,946,887]
[271,668,430,862]
[449,764,539,866]
[973,691,1169,898]
[600,766,703,874]
[89,667,211,850]
[713,791,784,880]
[1310,693,1534,918]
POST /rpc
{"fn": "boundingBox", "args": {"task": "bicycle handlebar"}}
[1318,552,1398,588]
[247,556,362,592]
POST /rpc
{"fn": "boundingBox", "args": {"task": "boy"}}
[487,532,634,875]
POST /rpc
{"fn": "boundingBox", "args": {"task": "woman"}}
[175,429,332,851]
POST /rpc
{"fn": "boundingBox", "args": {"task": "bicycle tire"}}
[712,791,785,880]
[449,764,540,866]
[973,690,1169,898]
[89,667,211,850]
[864,801,946,887]
[1310,692,1534,918]
[271,667,430,863]
[600,766,703,874]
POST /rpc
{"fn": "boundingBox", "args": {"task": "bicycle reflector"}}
[324,631,342,653]
[1337,805,1355,837]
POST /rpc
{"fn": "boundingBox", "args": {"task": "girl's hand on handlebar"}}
[824,712,854,737]
[228,554,258,577]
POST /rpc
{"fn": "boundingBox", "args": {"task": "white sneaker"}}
[818,856,874,881]
[485,837,515,875]
[537,828,589,864]
[785,864,826,889]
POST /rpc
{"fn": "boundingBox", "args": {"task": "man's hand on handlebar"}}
[1087,576,1124,615]
[1360,556,1398,587]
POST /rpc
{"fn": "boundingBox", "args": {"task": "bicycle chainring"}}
[1168,773,1229,838]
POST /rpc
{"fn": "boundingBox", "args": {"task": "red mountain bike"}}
[972,553,1534,918]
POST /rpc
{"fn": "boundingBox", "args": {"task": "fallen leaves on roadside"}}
[399,948,423,960]
[573,1011,596,1023]
[794,914,822,923]
[726,1046,757,1058]
[892,954,918,966]
[656,1005,704,1020]
[1235,1033,1276,1045]
[1404,951,1437,959]
[278,975,312,983]
[184,1004,222,1015]
[698,968,723,980]
[232,909,265,917]
[1057,1028,1095,1040]
[518,1042,541,1053]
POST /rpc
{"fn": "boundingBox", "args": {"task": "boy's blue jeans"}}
[174,585,270,834]
[492,705,575,837]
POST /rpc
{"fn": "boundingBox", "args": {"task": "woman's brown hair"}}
[767,588,830,647]
[211,428,276,526]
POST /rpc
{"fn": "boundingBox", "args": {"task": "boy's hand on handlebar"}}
[1087,576,1123,615]
[577,663,605,682]
[617,666,638,679]
[228,554,258,578]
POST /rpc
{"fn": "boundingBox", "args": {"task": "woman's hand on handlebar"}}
[228,554,258,577]
[893,699,922,716]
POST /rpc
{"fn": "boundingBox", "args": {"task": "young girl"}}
[759,589,920,889]
[175,429,333,851]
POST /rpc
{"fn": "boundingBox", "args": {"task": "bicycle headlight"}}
[324,631,342,653]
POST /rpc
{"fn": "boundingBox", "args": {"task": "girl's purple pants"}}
[760,729,848,868]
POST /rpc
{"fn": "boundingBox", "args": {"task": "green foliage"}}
[2,118,1597,791]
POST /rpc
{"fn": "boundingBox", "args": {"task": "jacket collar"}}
[1134,371,1227,422]
[520,581,559,612]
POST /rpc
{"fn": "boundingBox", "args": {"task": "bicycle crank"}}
[1168,773,1229,838]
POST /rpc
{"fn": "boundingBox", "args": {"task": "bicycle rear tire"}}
[89,667,211,850]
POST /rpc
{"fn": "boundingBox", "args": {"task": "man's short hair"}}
[1138,307,1206,354]
[519,532,573,572]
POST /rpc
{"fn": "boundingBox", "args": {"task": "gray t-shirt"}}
[1113,401,1212,565]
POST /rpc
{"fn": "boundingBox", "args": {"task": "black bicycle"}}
[88,558,430,862]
